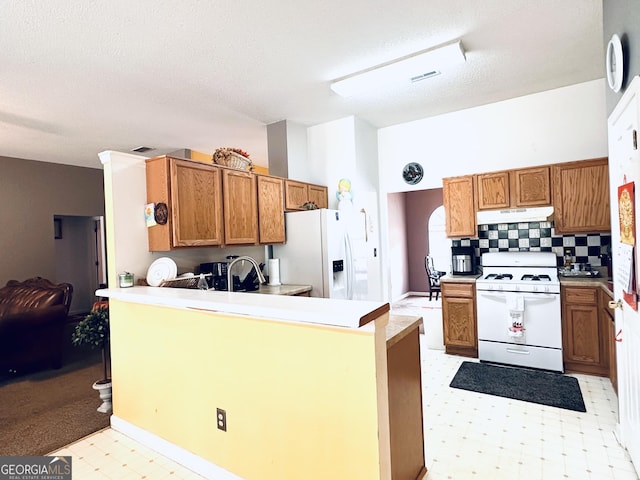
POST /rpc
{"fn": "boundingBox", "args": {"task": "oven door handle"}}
[477,293,508,302]
[506,348,531,355]
[477,292,558,302]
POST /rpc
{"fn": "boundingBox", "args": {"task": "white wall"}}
[307,116,358,201]
[306,116,383,301]
[378,79,609,192]
[385,193,409,300]
[377,79,609,301]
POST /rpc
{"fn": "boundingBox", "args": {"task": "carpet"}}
[449,361,586,412]
[0,325,111,456]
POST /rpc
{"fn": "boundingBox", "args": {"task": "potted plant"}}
[71,302,112,413]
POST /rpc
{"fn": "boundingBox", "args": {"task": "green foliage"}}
[72,306,109,350]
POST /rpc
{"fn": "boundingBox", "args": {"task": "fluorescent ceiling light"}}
[330,40,466,97]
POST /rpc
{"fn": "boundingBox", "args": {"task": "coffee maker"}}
[199,262,228,290]
[451,246,476,275]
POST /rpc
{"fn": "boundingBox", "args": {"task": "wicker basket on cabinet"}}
[213,148,253,171]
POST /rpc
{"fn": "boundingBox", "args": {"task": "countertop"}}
[439,273,482,283]
[97,286,389,330]
[386,314,423,347]
[245,284,312,296]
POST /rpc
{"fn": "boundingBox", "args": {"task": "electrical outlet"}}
[216,408,227,431]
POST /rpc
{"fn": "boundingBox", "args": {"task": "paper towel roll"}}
[268,258,281,286]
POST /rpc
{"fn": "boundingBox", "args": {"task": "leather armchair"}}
[0,277,73,374]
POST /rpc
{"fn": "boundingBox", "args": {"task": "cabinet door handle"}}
[608,299,623,310]
[615,329,623,343]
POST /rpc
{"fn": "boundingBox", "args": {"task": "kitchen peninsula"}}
[99,286,426,480]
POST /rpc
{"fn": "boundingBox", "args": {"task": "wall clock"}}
[606,33,624,93]
[402,162,424,185]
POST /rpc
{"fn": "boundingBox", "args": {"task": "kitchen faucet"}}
[226,256,266,292]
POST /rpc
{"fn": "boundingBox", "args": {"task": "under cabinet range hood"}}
[476,206,554,225]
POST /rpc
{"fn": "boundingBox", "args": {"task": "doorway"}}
[427,205,450,273]
[54,215,106,315]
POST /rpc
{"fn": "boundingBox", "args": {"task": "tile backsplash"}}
[451,221,612,267]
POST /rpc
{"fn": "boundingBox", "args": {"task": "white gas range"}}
[476,251,563,372]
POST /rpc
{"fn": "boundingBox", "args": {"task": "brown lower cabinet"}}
[561,285,609,376]
[442,282,478,357]
[387,319,427,480]
[600,288,617,393]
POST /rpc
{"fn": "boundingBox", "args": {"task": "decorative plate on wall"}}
[402,162,424,185]
[606,33,624,93]
[154,202,168,225]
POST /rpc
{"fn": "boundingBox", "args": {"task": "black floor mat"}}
[450,361,586,412]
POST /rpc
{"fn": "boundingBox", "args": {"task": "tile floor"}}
[50,295,639,479]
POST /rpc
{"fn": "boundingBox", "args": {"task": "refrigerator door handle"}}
[344,233,354,300]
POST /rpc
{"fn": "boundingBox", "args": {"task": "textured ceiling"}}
[0,0,604,169]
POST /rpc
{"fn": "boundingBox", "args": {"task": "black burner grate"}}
[521,274,552,282]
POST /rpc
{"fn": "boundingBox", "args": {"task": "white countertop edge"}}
[97,287,387,330]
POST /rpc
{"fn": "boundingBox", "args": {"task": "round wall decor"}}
[402,162,424,185]
[154,202,168,225]
[606,33,624,93]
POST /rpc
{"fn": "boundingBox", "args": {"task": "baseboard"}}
[407,291,431,298]
[110,415,245,480]
[392,291,431,303]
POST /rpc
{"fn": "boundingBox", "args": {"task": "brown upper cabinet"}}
[475,171,510,210]
[510,166,552,207]
[222,168,258,245]
[308,184,329,209]
[146,156,325,251]
[443,175,476,238]
[444,158,609,238]
[475,166,551,211]
[284,180,329,211]
[146,156,224,251]
[256,175,286,244]
[552,157,610,234]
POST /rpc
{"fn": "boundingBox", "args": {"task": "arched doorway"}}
[427,205,449,273]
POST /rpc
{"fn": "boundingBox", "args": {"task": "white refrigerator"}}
[273,209,365,299]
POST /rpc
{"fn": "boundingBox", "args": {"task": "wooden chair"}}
[424,256,445,301]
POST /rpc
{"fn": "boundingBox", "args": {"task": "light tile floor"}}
[50,296,639,479]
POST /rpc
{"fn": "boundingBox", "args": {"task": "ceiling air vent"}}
[410,70,441,83]
[130,146,154,153]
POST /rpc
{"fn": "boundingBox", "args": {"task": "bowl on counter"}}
[559,267,601,278]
